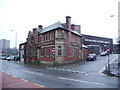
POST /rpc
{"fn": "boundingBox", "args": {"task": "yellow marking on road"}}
[34,83,45,87]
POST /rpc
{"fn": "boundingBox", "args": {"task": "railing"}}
[104,55,119,77]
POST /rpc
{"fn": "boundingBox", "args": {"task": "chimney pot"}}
[33,28,37,30]
[38,25,43,29]
[66,16,71,18]
[71,24,76,30]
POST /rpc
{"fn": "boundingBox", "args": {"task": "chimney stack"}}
[66,16,71,29]
[38,25,43,29]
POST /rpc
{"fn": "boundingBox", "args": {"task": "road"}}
[1,54,118,88]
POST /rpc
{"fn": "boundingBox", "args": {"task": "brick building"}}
[25,16,88,66]
[19,42,26,62]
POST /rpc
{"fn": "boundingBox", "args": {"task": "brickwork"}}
[24,16,88,66]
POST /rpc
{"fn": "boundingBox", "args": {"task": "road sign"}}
[106,48,110,53]
[52,48,56,53]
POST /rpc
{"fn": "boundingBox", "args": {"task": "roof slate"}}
[38,22,64,34]
[38,21,82,36]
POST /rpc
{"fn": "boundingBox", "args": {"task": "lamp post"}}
[11,30,17,56]
[106,47,110,72]
[11,30,17,49]
[110,15,120,54]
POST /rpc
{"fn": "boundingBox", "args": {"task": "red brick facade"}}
[25,16,88,66]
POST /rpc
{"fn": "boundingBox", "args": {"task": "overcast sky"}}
[0,0,119,48]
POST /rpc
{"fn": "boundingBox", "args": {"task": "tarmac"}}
[1,55,119,89]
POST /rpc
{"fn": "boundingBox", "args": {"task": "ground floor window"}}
[64,46,67,57]
[58,46,62,56]
[73,47,79,57]
[41,46,54,57]
[44,47,47,56]
[50,47,54,56]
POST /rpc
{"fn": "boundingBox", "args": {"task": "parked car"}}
[6,56,15,61]
[14,55,20,61]
[100,51,107,56]
[0,56,7,60]
[1,55,9,60]
[87,53,97,61]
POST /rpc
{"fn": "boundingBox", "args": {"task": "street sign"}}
[106,48,110,53]
[52,48,56,53]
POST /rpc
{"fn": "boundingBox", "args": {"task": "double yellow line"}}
[22,79,45,87]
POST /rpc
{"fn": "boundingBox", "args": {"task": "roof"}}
[38,21,82,36]
[82,34,113,40]
[82,44,88,48]
[71,30,82,36]
[38,22,66,34]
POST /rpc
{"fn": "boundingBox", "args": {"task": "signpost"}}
[106,48,110,72]
[106,48,110,54]
[52,48,56,65]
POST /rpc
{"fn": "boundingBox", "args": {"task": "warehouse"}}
[82,34,113,55]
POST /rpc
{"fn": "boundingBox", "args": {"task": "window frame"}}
[58,46,62,56]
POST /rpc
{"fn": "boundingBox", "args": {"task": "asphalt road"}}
[1,54,118,88]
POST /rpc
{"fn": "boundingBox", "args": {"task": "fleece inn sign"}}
[84,39,110,44]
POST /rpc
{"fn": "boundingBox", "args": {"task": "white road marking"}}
[22,70,43,75]
[49,67,98,75]
[4,65,43,76]
[6,72,10,75]
[9,67,15,69]
[12,75,17,78]
[66,69,72,72]
[58,77,105,86]
[6,62,99,76]
[58,68,61,70]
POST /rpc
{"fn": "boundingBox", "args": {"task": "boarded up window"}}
[64,46,67,57]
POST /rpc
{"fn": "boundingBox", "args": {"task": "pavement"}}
[1,71,47,89]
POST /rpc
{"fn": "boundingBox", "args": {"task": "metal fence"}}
[104,55,119,77]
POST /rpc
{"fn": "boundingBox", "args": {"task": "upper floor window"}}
[57,30,62,38]
[50,32,52,40]
[64,31,68,40]
[44,34,47,41]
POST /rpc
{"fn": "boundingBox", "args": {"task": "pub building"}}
[24,16,88,66]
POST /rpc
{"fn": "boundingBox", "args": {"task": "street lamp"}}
[110,15,120,54]
[11,30,17,49]
[11,30,18,56]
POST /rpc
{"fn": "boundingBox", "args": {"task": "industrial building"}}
[82,34,113,54]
